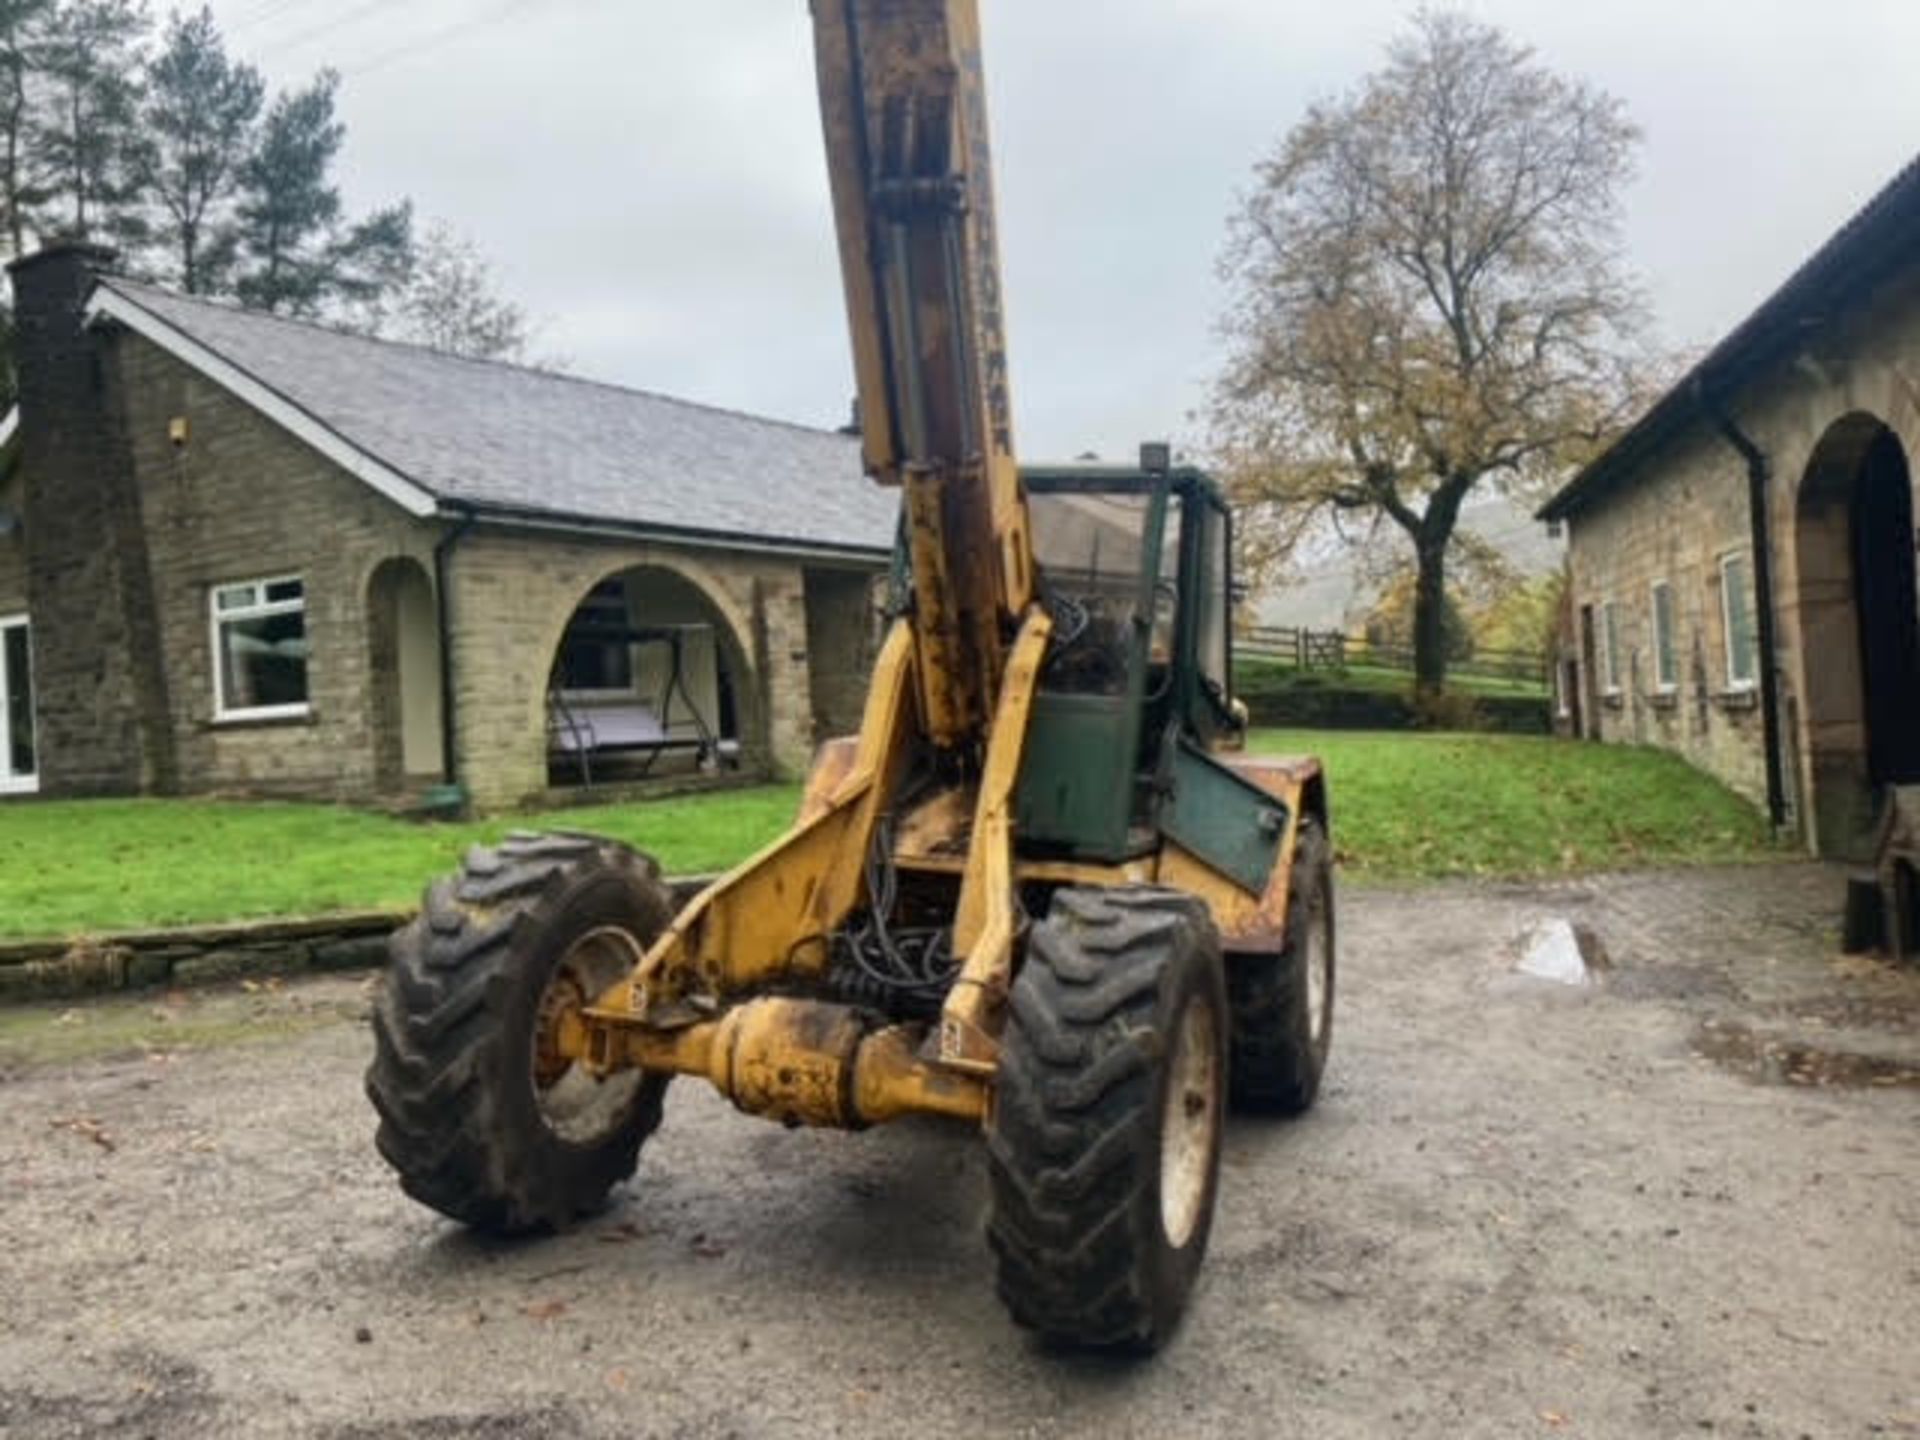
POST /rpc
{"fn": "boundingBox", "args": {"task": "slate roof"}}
[1540,151,1920,522]
[95,278,897,555]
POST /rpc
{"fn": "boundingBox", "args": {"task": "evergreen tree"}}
[321,197,412,316]
[233,69,340,312]
[33,0,147,250]
[132,5,261,293]
[0,0,55,257]
[234,69,412,316]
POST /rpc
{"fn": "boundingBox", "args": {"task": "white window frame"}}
[1600,599,1622,696]
[1719,552,1758,692]
[210,574,311,722]
[0,612,35,794]
[1649,579,1678,694]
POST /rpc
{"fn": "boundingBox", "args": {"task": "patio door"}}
[0,615,35,794]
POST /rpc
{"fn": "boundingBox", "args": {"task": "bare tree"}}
[379,219,532,362]
[1214,10,1651,695]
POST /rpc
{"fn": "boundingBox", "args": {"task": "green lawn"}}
[0,731,1780,940]
[1251,729,1777,881]
[0,786,802,941]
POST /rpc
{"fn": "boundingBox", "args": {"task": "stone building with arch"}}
[1541,155,1920,861]
[0,245,893,812]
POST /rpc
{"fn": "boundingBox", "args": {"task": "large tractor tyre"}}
[366,832,674,1234]
[1228,816,1334,1115]
[986,886,1229,1353]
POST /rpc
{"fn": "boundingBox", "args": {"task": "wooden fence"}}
[1239,625,1548,686]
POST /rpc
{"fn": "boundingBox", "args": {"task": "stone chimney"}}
[9,243,174,794]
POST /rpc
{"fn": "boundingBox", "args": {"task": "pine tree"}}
[0,0,54,257]
[32,0,147,250]
[234,69,411,316]
[132,5,261,293]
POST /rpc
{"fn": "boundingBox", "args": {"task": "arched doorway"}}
[1794,413,1920,858]
[367,558,444,787]
[545,564,757,787]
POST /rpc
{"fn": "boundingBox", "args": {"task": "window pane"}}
[216,584,257,612]
[1653,584,1677,689]
[1604,603,1621,689]
[557,580,633,692]
[557,635,633,692]
[264,578,304,604]
[220,609,309,710]
[1031,489,1154,696]
[1724,556,1756,685]
[4,625,31,777]
[1196,502,1229,692]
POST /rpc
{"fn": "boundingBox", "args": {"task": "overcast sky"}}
[205,0,1920,463]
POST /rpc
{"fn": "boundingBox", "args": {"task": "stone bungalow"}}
[1540,155,1920,861]
[0,245,895,812]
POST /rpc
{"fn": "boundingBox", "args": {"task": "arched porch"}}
[1792,411,1920,858]
[544,562,759,789]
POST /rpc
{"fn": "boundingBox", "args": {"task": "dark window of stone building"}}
[557,580,635,694]
[1,616,32,789]
[212,576,310,719]
[1720,553,1757,690]
[1651,580,1677,692]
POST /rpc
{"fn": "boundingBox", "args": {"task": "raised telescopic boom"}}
[811,0,1035,753]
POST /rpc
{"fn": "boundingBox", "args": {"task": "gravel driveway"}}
[2,863,1915,1440]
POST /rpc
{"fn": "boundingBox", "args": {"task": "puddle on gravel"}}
[1692,1017,1920,1090]
[1512,917,1609,986]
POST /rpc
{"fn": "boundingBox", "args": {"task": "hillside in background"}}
[1248,491,1564,633]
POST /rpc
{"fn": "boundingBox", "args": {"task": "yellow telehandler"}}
[367,0,1334,1351]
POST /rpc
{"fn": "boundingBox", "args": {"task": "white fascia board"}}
[83,287,439,519]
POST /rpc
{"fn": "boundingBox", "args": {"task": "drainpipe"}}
[1694,382,1787,829]
[433,505,478,788]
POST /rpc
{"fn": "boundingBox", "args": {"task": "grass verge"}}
[1252,729,1779,882]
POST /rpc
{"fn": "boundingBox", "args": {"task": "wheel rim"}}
[1159,992,1221,1249]
[1305,901,1331,1047]
[532,925,647,1146]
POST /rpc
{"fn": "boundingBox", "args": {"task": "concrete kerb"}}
[0,876,716,1003]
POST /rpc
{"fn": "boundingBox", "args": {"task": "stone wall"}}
[1562,262,1920,858]
[447,530,837,811]
[803,565,881,742]
[1563,425,1769,806]
[106,328,438,800]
